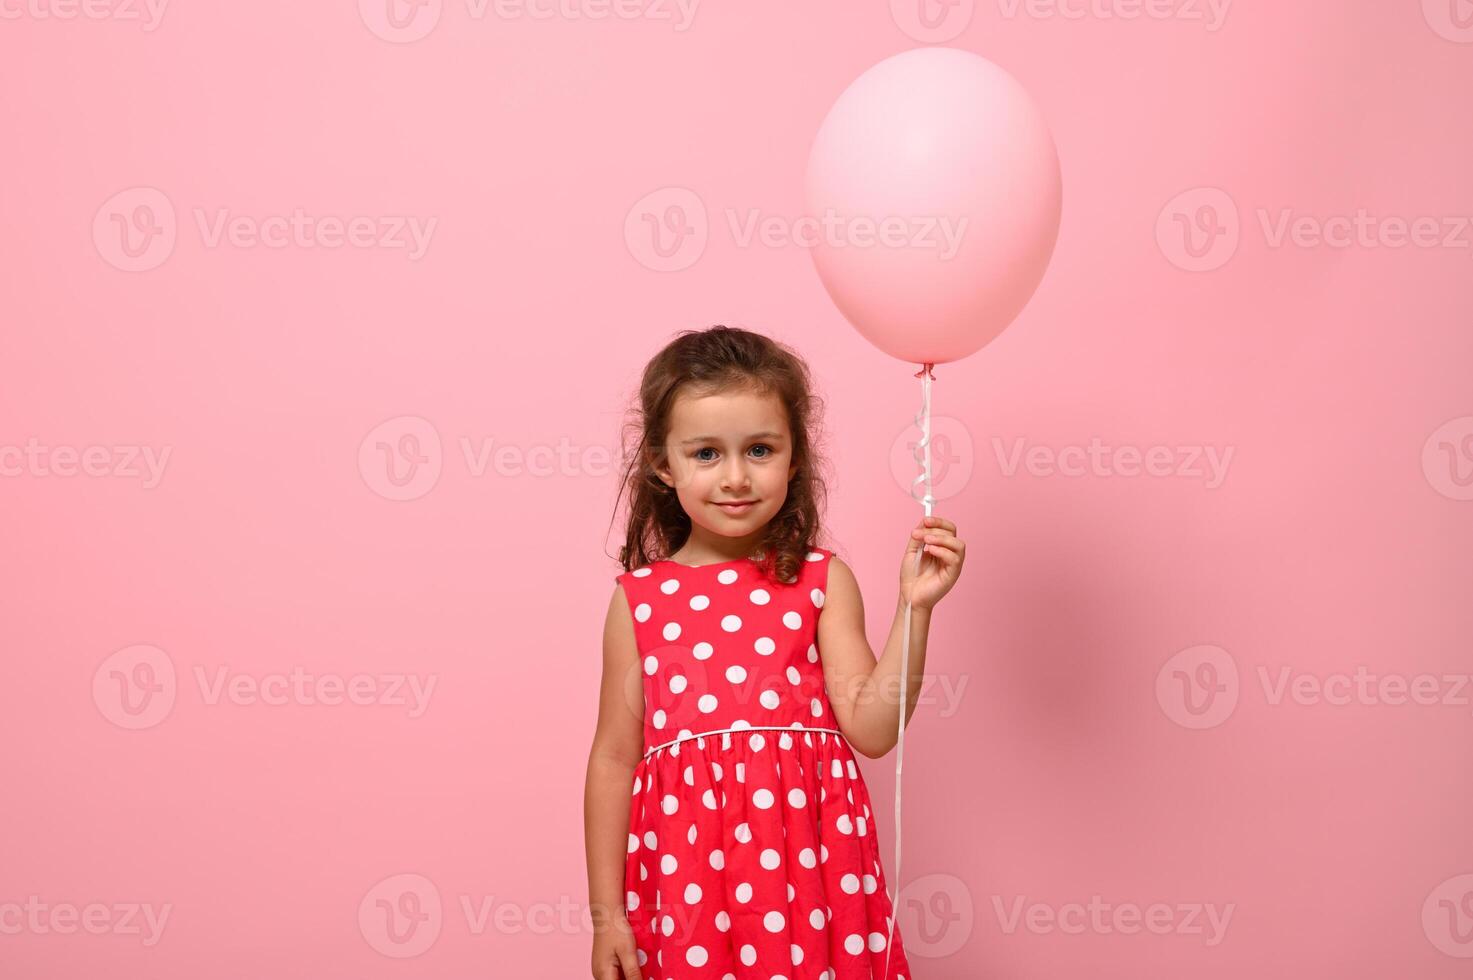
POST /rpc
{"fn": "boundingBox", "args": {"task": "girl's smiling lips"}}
[714,500,756,515]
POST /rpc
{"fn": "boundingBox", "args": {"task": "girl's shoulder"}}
[612,563,658,587]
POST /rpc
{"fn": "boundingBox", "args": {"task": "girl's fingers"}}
[924,543,959,562]
[920,532,963,552]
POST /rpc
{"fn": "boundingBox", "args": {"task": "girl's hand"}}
[900,515,965,611]
[591,912,644,980]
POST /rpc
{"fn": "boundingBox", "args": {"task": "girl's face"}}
[654,387,799,549]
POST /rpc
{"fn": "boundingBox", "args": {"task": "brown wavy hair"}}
[610,324,832,585]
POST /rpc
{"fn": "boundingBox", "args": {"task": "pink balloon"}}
[805,48,1062,365]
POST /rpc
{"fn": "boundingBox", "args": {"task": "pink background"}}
[3,1,1472,977]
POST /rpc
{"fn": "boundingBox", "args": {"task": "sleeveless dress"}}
[614,546,912,979]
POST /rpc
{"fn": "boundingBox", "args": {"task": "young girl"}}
[585,325,964,979]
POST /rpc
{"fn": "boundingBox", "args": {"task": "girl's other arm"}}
[584,584,646,977]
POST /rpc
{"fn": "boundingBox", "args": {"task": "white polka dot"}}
[809,908,824,928]
[725,665,747,683]
[662,622,681,641]
[760,848,781,870]
[749,733,766,751]
[788,788,807,808]
[863,874,877,894]
[754,636,776,655]
[736,883,753,904]
[626,891,638,911]
[660,579,680,594]
[807,643,819,662]
[661,794,679,815]
[783,611,802,630]
[627,833,639,853]
[844,933,864,954]
[693,641,714,660]
[652,709,666,729]
[791,944,804,965]
[702,789,718,809]
[631,567,652,577]
[684,883,703,904]
[684,944,708,966]
[868,932,888,951]
[840,873,860,894]
[753,788,775,809]
[734,822,752,843]
[689,594,710,611]
[836,814,853,835]
[698,694,718,713]
[644,830,657,849]
[634,602,652,622]
[749,588,770,605]
[668,674,687,694]
[806,551,823,562]
[764,910,785,932]
[721,614,743,632]
[786,666,801,685]
[760,689,781,709]
[643,655,658,675]
[718,569,739,585]
[810,698,823,718]
[811,588,825,608]
[799,847,816,869]
[709,849,725,870]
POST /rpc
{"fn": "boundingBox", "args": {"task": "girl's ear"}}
[650,448,674,488]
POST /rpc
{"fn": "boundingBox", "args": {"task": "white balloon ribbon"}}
[882,361,935,979]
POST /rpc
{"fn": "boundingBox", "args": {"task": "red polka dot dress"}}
[615,546,912,979]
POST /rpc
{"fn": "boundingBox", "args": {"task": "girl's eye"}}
[694,445,774,462]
